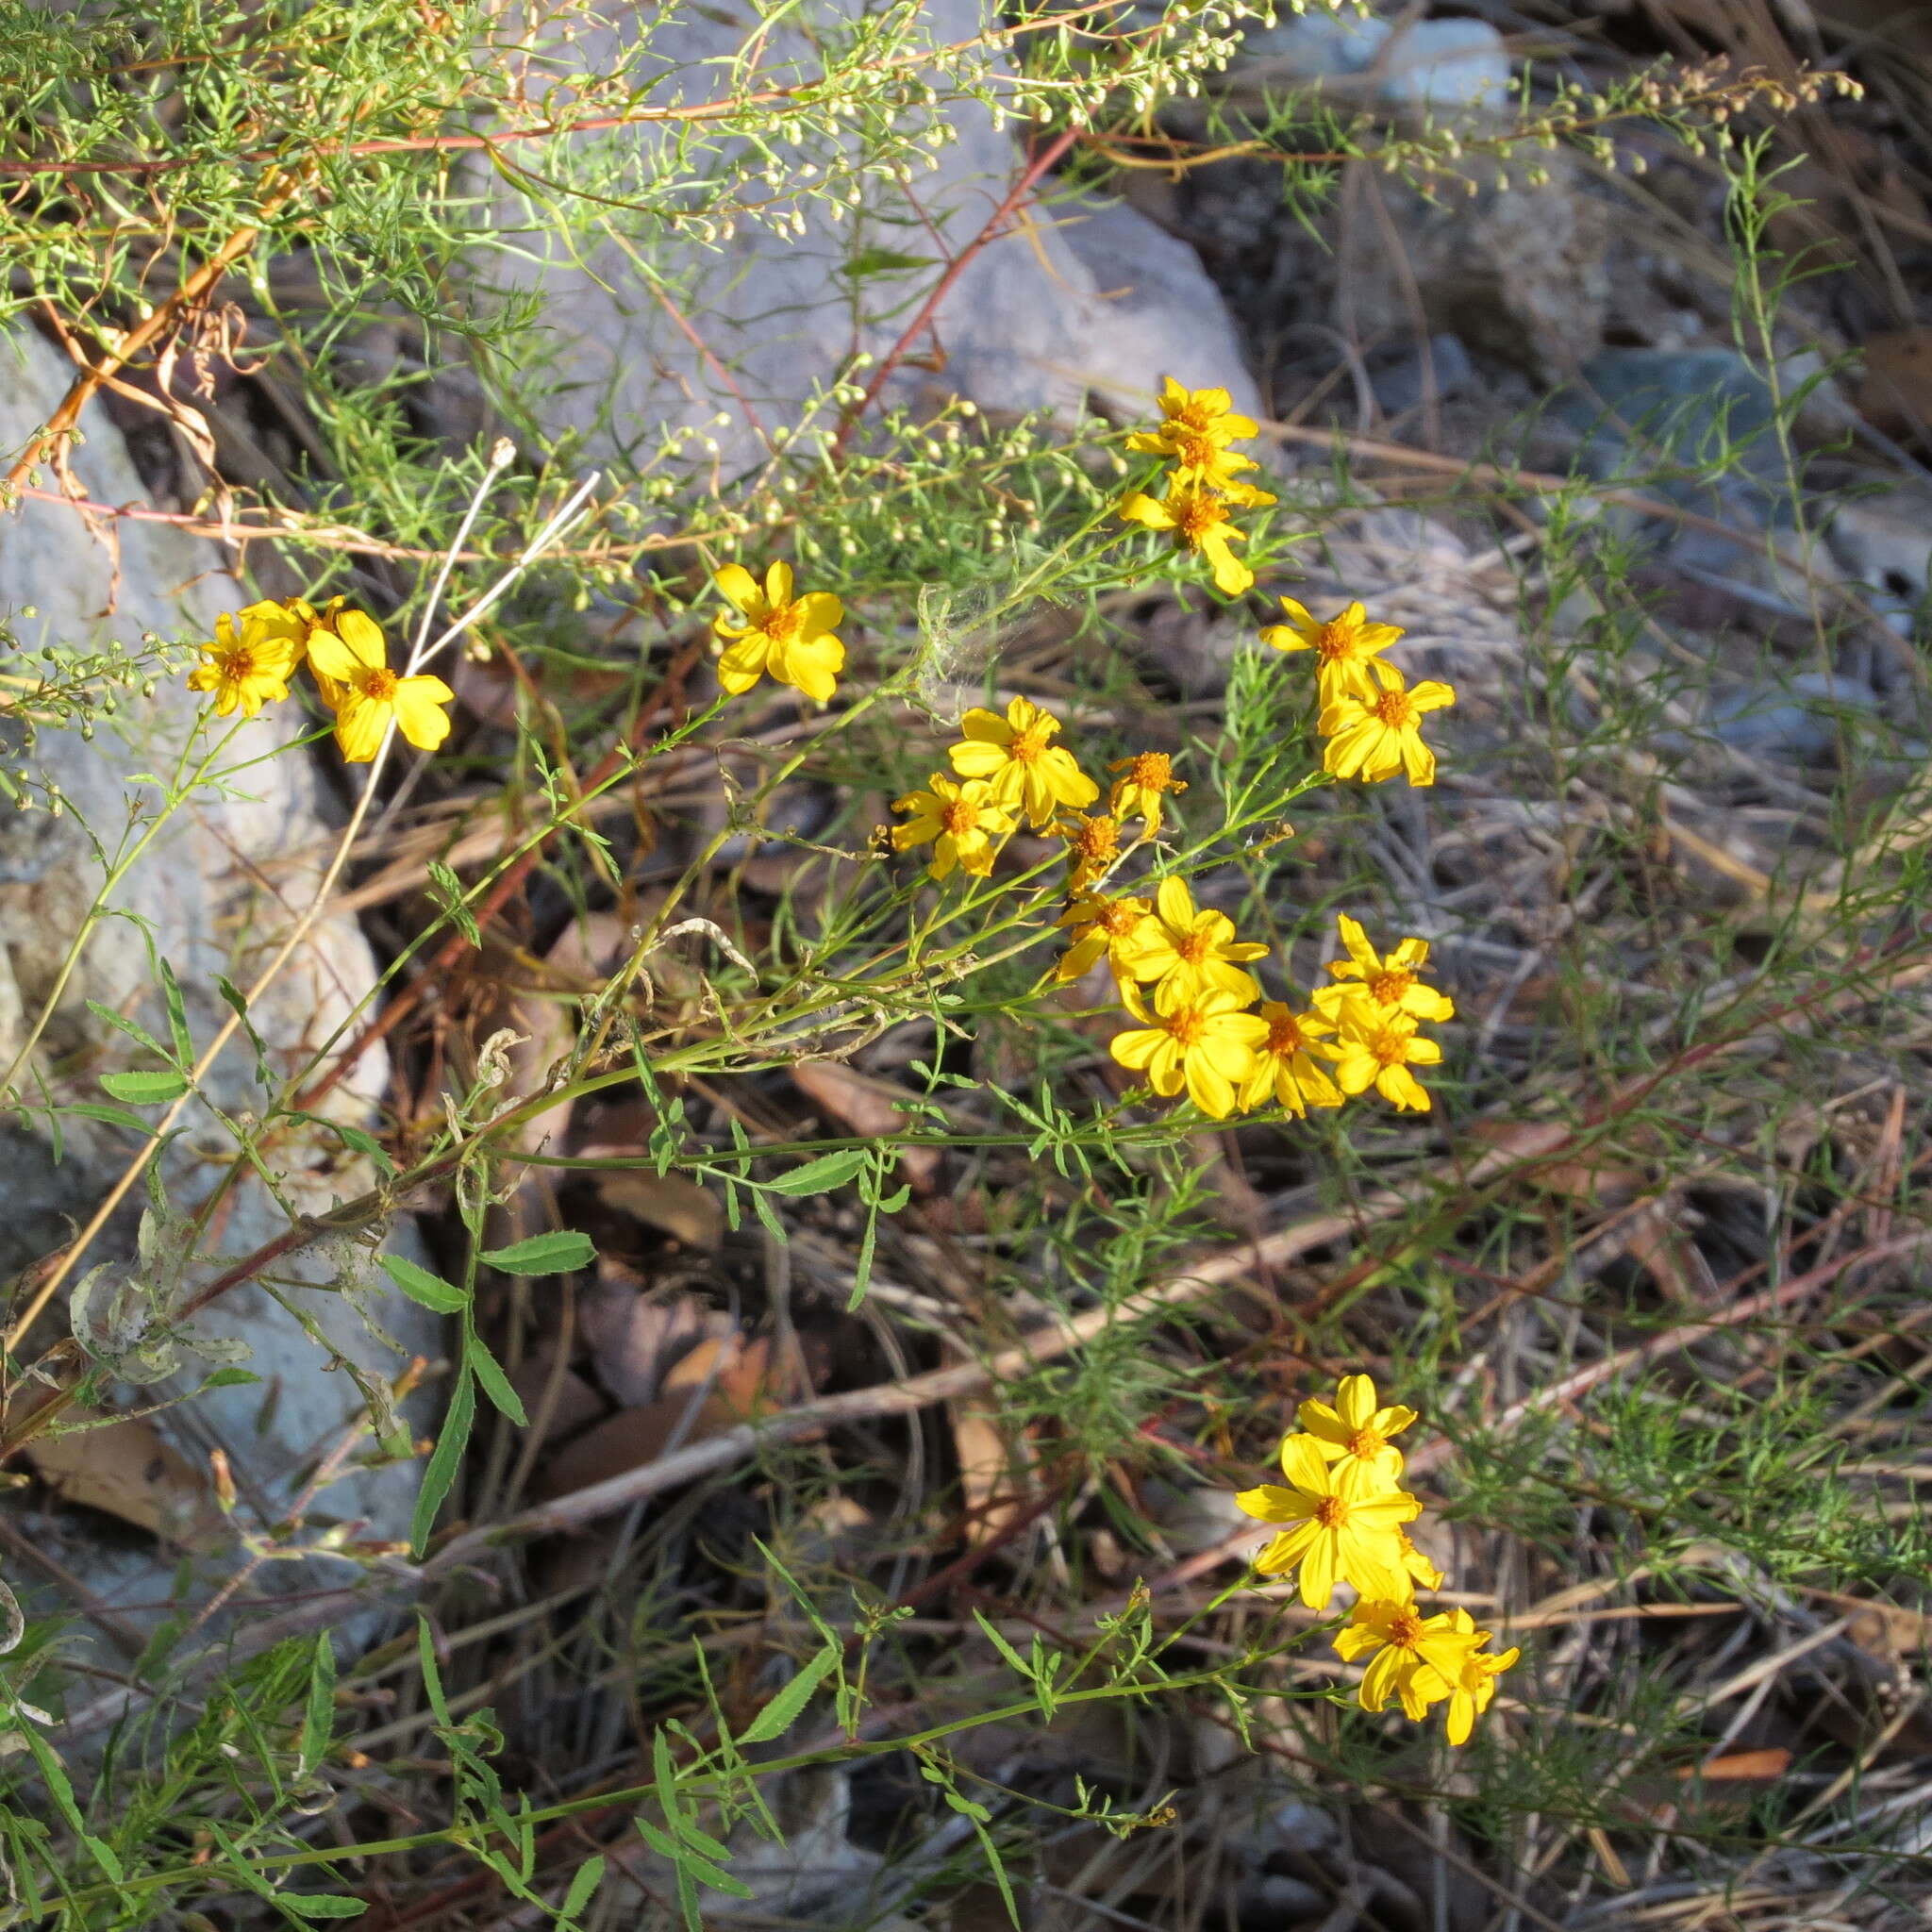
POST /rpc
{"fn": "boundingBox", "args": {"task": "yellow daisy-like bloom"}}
[1333,1599,1483,1721]
[1057,810,1126,892]
[1259,597,1405,707]
[1117,479,1271,598]
[1125,375,1259,455]
[1108,751,1188,832]
[946,696,1097,829]
[1331,1002,1444,1113]
[1054,891,1157,991]
[890,774,1014,881]
[1240,1000,1341,1117]
[1124,875,1268,1003]
[1311,914,1456,1026]
[1412,1610,1522,1746]
[186,601,309,718]
[1236,1434,1422,1609]
[1298,1373,1418,1482]
[1109,980,1269,1121]
[1398,1529,1446,1593]
[305,609,456,762]
[712,561,846,705]
[1319,672,1456,787]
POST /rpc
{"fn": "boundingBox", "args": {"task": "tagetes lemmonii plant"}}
[1237,1375,1520,1746]
[711,560,846,704]
[188,597,453,759]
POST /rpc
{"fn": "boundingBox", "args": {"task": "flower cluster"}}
[1115,378,1276,597]
[187,598,454,763]
[1237,1375,1520,1747]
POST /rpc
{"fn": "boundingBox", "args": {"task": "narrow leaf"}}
[737,1644,840,1744]
[159,958,193,1067]
[98,1069,188,1105]
[410,1367,475,1556]
[764,1149,868,1196]
[379,1254,468,1313]
[479,1230,595,1276]
[467,1331,527,1424]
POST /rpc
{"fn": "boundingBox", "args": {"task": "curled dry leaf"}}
[579,1278,734,1407]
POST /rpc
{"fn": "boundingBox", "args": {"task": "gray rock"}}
[1707,670,1878,763]
[442,3,1261,481]
[1370,331,1476,416]
[1239,10,1512,111]
[1,325,437,1631]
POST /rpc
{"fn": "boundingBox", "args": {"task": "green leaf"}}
[972,1610,1036,1687]
[326,1119,397,1177]
[282,1897,367,1919]
[428,860,481,948]
[634,1819,754,1900]
[58,1103,157,1135]
[411,1366,475,1556]
[467,1331,527,1424]
[159,958,193,1067]
[84,1002,173,1063]
[203,1367,261,1388]
[748,1183,785,1241]
[764,1149,868,1196]
[98,1069,188,1105]
[216,974,275,1088]
[736,1643,840,1744]
[839,245,929,281]
[301,1632,338,1775]
[379,1254,468,1313]
[558,1856,605,1929]
[479,1230,595,1276]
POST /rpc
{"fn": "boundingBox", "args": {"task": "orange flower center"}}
[1172,431,1222,470]
[760,603,804,645]
[361,667,399,702]
[1372,688,1417,727]
[941,796,981,838]
[1165,1006,1208,1047]
[225,649,257,680]
[1098,901,1142,937]
[1070,818,1120,864]
[1265,1014,1306,1056]
[1347,1425,1387,1460]
[1387,1609,1425,1650]
[1173,492,1225,542]
[1174,927,1213,966]
[1124,752,1174,791]
[1313,1496,1348,1528]
[1314,621,1354,662]
[1368,969,1412,1006]
[1368,1026,1409,1069]
[1008,723,1051,765]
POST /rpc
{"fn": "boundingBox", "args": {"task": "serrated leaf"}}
[410,1367,474,1556]
[58,1103,157,1135]
[428,861,481,947]
[99,1069,188,1105]
[215,974,275,1087]
[748,1183,785,1241]
[84,1002,173,1063]
[764,1149,868,1196]
[479,1230,594,1276]
[300,1633,337,1776]
[633,1819,754,1900]
[328,1119,397,1176]
[379,1254,468,1313]
[737,1643,839,1744]
[558,1855,605,1928]
[466,1331,527,1424]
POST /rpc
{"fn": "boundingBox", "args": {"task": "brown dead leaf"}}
[952,1389,1034,1544]
[1857,328,1932,438]
[791,1060,940,1191]
[26,1407,225,1549]
[532,1339,773,1499]
[579,1281,733,1407]
[1675,1748,1791,1782]
[586,1166,724,1252]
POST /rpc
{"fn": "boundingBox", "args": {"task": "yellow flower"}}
[1055,891,1157,991]
[1108,751,1187,832]
[1240,1000,1341,1117]
[890,774,1014,881]
[1117,479,1270,597]
[1236,1434,1421,1609]
[1124,875,1267,1003]
[1109,980,1268,1120]
[1259,597,1405,707]
[1310,914,1456,1025]
[1126,375,1258,454]
[712,561,846,705]
[1398,1530,1446,1593]
[1411,1610,1521,1746]
[1319,671,1455,787]
[1331,1002,1444,1113]
[187,601,308,718]
[947,696,1097,829]
[1333,1599,1483,1721]
[1056,810,1126,892]
[306,609,455,762]
[1297,1373,1417,1482]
